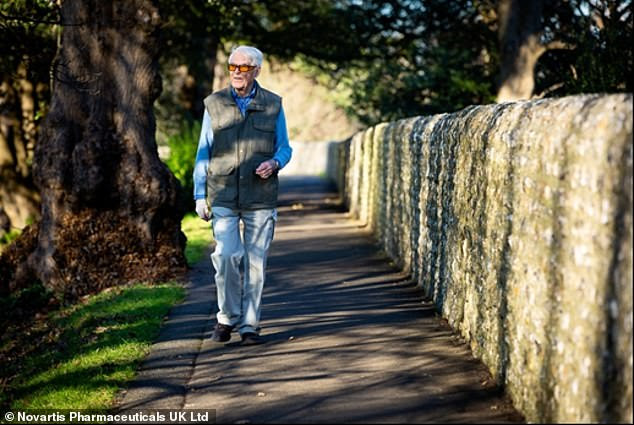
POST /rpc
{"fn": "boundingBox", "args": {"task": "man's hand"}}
[255,159,279,179]
[195,199,210,221]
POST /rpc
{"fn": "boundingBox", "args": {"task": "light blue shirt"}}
[193,93,292,201]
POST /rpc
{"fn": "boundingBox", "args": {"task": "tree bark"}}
[0,73,41,236]
[182,37,218,120]
[496,0,545,102]
[156,36,218,132]
[21,0,186,296]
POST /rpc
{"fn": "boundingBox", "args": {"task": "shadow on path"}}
[117,175,524,423]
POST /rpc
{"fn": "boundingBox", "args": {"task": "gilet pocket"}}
[207,160,237,204]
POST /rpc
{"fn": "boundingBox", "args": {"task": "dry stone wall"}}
[327,94,633,423]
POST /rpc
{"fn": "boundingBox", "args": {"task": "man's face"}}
[229,51,260,93]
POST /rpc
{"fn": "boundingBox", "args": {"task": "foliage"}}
[1,283,184,410]
[154,0,235,136]
[230,0,371,63]
[0,228,22,252]
[0,0,58,78]
[163,120,200,212]
[153,0,368,140]
[0,0,58,220]
[285,0,631,125]
[181,212,213,266]
[236,0,631,125]
[535,0,633,97]
[4,0,632,167]
[0,0,57,135]
[271,0,500,125]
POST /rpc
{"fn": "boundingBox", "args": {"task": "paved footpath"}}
[117,176,524,423]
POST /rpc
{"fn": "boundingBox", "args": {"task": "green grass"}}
[2,283,184,411]
[0,212,210,411]
[182,212,213,265]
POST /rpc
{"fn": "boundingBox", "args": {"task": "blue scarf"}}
[231,81,258,117]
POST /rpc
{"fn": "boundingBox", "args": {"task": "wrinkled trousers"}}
[210,206,276,336]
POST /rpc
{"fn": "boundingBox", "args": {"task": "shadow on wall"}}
[326,93,633,424]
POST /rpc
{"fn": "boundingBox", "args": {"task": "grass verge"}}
[0,213,212,411]
[1,283,185,410]
[181,212,213,265]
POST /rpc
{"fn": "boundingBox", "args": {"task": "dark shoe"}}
[211,323,234,342]
[240,332,263,346]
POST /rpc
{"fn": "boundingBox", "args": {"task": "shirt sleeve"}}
[272,105,292,169]
[193,109,213,200]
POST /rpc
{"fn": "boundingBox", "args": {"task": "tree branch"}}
[533,82,565,99]
[0,11,59,25]
[535,39,575,58]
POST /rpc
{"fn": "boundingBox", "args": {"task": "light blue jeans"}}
[211,206,277,336]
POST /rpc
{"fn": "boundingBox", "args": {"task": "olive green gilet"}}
[203,85,281,210]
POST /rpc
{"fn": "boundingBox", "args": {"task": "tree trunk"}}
[496,0,544,102]
[157,36,218,131]
[0,73,41,236]
[23,0,186,296]
[183,37,218,120]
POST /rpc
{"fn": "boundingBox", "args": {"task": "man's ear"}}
[254,67,261,78]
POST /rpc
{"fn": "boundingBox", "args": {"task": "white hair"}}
[229,45,263,67]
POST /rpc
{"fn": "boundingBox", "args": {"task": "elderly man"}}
[193,45,292,345]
